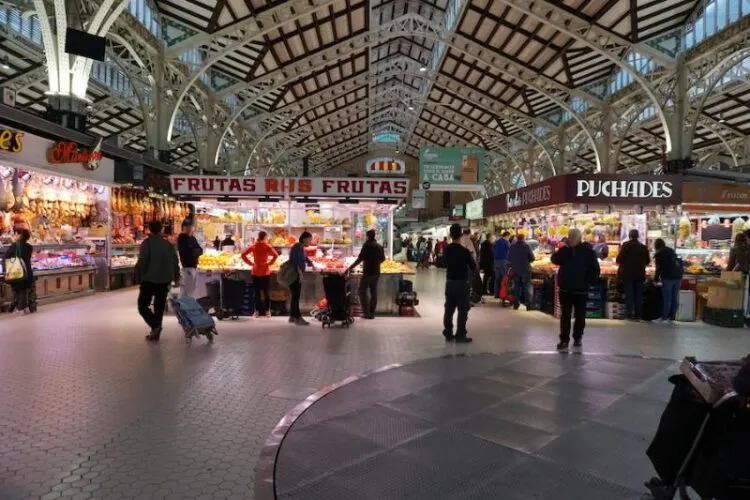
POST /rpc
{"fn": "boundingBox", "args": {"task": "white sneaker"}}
[651,318,666,324]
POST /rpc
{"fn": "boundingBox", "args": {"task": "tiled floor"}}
[0,269,747,499]
[274,353,677,500]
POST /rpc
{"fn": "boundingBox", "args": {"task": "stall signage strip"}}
[170,176,410,198]
[0,128,23,153]
[485,174,683,215]
[682,182,750,204]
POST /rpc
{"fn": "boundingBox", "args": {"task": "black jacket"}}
[4,241,33,287]
[654,247,682,281]
[479,240,494,270]
[177,233,203,268]
[617,239,650,281]
[551,243,600,293]
[351,239,385,276]
[733,359,750,397]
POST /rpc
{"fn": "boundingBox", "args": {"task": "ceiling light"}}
[718,118,726,123]
[1,56,9,70]
[419,66,427,72]
[408,106,414,110]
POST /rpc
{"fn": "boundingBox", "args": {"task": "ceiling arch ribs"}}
[212,11,604,170]
[164,0,343,142]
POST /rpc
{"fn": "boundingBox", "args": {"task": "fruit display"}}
[320,235,352,245]
[380,259,413,274]
[310,257,348,273]
[259,209,287,225]
[269,229,297,247]
[198,252,232,270]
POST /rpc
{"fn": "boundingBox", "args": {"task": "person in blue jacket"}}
[493,231,511,297]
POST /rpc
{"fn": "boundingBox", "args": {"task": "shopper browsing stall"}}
[242,231,279,318]
[4,228,34,314]
[508,233,535,310]
[479,233,495,296]
[136,221,180,342]
[552,229,599,351]
[443,223,476,343]
[617,229,650,321]
[288,232,313,325]
[493,231,511,296]
[347,229,385,319]
[728,233,750,272]
[220,234,236,249]
[176,221,203,298]
[653,239,683,324]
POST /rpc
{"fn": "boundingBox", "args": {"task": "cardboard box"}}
[707,286,744,310]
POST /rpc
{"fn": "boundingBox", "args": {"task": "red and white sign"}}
[171,176,410,198]
[367,157,405,175]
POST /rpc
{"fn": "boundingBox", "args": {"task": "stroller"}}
[319,273,354,328]
[645,358,750,499]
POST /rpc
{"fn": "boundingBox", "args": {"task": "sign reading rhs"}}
[575,179,674,199]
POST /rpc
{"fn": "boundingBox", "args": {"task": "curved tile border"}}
[254,351,677,500]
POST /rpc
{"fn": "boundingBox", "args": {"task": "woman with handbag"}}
[4,228,34,314]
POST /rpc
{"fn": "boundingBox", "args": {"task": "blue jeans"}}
[661,279,680,321]
[624,279,644,319]
[513,275,530,307]
[494,260,508,296]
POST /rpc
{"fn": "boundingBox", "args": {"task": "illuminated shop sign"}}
[0,128,24,153]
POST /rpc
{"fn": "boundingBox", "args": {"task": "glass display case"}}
[0,243,97,308]
[676,248,729,276]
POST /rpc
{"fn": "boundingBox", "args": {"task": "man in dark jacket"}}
[443,223,477,343]
[551,228,600,351]
[616,229,651,321]
[176,221,203,298]
[653,238,683,323]
[137,220,180,342]
[508,233,535,310]
[347,229,385,319]
[479,233,495,295]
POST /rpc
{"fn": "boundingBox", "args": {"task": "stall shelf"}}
[173,174,411,316]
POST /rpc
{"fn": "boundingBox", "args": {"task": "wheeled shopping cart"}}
[169,295,218,344]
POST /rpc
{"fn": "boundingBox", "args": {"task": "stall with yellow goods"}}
[484,174,682,320]
[169,175,413,316]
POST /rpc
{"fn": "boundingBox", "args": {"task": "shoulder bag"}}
[5,242,28,283]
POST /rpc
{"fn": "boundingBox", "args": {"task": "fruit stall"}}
[172,175,412,316]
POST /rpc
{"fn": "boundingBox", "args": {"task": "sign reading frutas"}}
[367,158,405,175]
[48,139,103,170]
[419,146,485,191]
[0,128,23,153]
[171,176,410,198]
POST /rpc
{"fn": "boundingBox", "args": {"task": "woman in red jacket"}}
[242,231,279,317]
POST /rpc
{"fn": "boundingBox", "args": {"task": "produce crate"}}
[702,306,745,328]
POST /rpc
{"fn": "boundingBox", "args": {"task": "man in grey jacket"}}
[507,233,535,310]
[136,220,180,342]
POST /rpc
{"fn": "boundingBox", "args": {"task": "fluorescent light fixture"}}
[419,66,427,72]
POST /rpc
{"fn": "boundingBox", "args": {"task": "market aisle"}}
[0,270,747,500]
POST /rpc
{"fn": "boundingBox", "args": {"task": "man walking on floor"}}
[136,220,180,342]
[617,229,650,321]
[347,229,385,319]
[493,231,511,297]
[443,223,477,343]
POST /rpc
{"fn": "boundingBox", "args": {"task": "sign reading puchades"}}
[485,174,681,215]
[367,157,405,175]
[170,176,410,199]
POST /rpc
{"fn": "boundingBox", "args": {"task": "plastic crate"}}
[702,306,745,328]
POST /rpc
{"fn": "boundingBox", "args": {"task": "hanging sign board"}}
[411,189,426,209]
[367,157,405,175]
[47,138,103,170]
[419,146,485,191]
[465,198,484,220]
[170,176,410,199]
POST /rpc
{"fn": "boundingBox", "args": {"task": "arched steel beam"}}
[165,0,340,142]
[215,13,602,170]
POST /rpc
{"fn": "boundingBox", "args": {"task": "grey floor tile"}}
[454,413,559,453]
